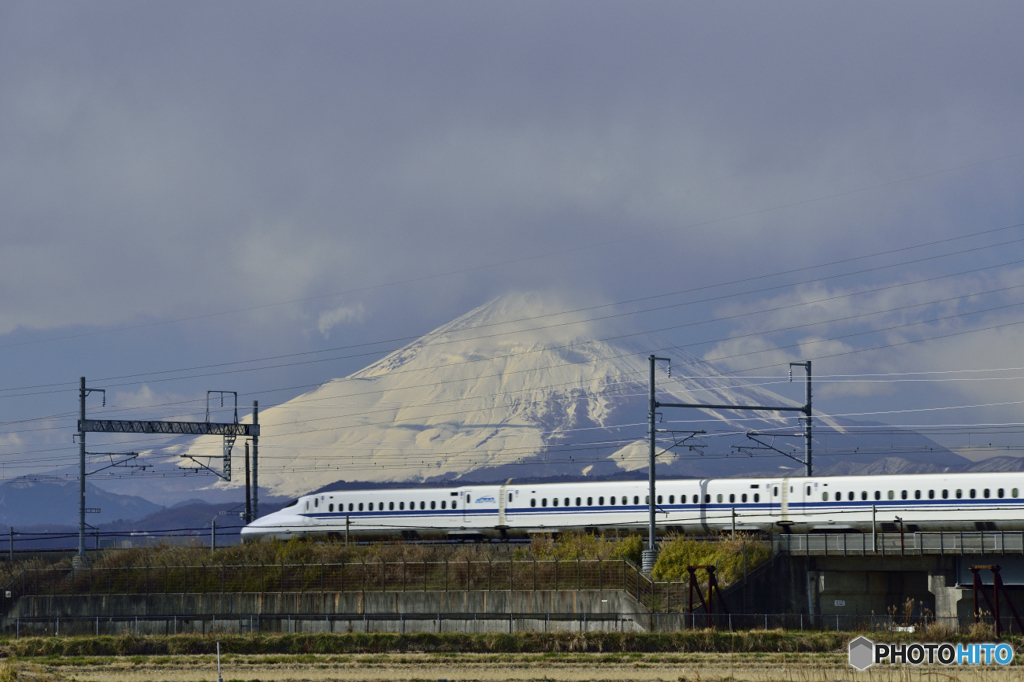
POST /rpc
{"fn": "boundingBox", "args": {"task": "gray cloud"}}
[2,2,1024,483]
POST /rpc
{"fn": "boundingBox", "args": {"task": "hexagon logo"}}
[849,636,875,670]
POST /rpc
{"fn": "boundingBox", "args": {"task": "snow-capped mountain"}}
[167,293,968,498]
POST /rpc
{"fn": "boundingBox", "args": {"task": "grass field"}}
[0,632,1019,682]
[2,650,1022,682]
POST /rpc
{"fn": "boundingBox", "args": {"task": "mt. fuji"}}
[169,293,968,499]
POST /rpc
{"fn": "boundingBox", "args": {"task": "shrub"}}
[650,536,770,585]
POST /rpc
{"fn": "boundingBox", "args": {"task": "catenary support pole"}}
[803,361,812,477]
[648,355,655,557]
[643,356,669,573]
[244,441,252,524]
[79,377,86,561]
[252,401,259,519]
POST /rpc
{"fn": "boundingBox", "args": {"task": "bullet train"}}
[240,472,1024,542]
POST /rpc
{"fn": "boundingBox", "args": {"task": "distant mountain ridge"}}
[0,478,162,527]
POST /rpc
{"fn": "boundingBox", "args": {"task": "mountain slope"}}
[166,293,970,497]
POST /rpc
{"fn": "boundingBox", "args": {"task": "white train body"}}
[241,472,1024,542]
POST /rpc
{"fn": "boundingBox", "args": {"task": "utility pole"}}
[252,401,259,519]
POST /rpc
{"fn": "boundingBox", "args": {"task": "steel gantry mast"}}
[642,357,812,573]
[76,377,260,561]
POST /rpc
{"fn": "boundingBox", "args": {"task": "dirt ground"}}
[7,652,1022,682]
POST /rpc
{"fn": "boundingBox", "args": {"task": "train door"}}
[769,478,792,532]
[497,479,512,527]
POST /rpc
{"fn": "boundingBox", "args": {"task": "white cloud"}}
[317,303,365,339]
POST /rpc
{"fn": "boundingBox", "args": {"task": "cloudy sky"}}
[2,2,1024,488]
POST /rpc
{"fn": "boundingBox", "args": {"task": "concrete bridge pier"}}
[927,560,973,623]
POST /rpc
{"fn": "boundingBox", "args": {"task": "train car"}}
[240,472,1024,542]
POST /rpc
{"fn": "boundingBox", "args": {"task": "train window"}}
[509,493,513,503]
[564,498,569,506]
[552,498,558,507]
[314,499,319,508]
[420,501,426,510]
[541,498,547,507]
[669,495,675,504]
[969,489,976,499]
[806,486,811,496]
[754,493,760,503]
[305,501,309,511]
[452,502,457,509]
[634,496,640,505]
[822,492,828,501]
[887,491,894,500]
[368,503,374,511]
[646,495,650,504]
[576,497,581,506]
[942,490,948,499]
[717,494,723,503]
[399,502,405,510]
[998,489,1005,499]
[358,503,364,511]
[729,494,735,503]
[861,492,867,500]
[928,491,934,500]
[984,489,990,499]
[1014,488,1019,498]
[956,489,962,499]
[622,496,627,505]
[467,494,471,504]
[914,491,921,500]
[773,487,779,496]
[694,494,699,504]
[873,491,880,500]
[587,497,593,506]
[705,494,711,503]
[598,496,604,505]
[608,496,614,506]
[741,494,747,503]
[657,495,662,504]
[431,501,436,509]
[901,491,907,500]
[530,499,536,507]
[329,503,334,512]
[349,503,354,511]
[441,501,446,509]
[790,486,793,493]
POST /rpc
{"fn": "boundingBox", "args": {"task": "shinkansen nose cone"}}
[241,500,303,542]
